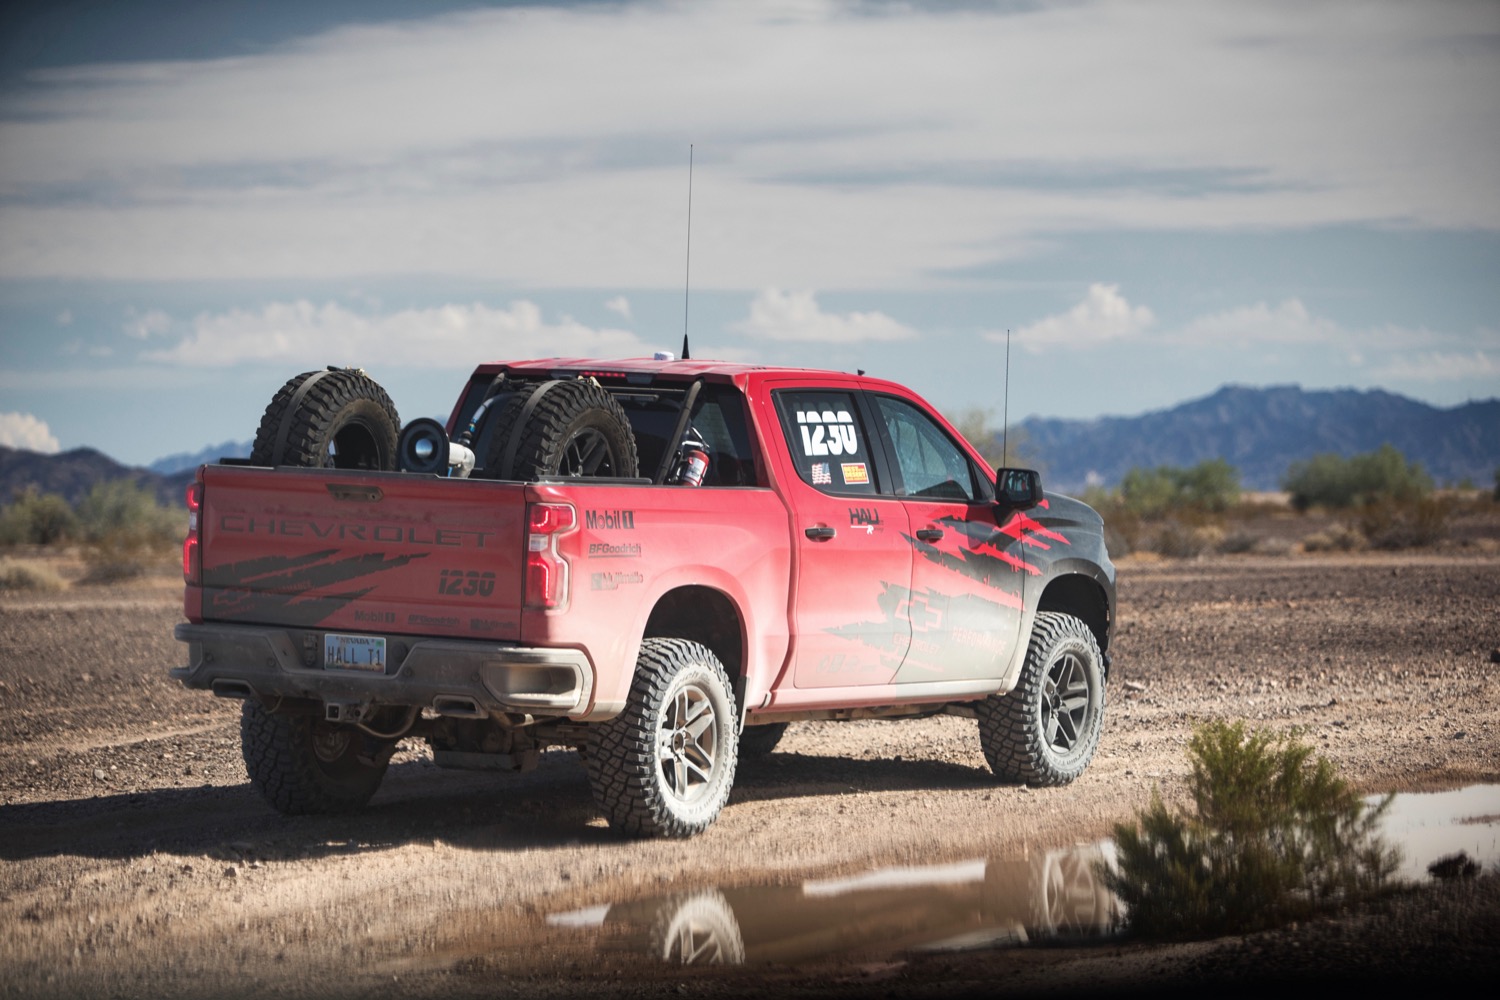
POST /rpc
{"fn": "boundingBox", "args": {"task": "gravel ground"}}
[1,549,1497,997]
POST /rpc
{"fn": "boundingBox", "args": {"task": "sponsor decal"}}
[354,609,396,624]
[469,617,514,633]
[591,570,644,591]
[848,506,883,528]
[811,462,832,486]
[408,613,460,627]
[218,514,492,548]
[585,509,635,530]
[796,409,859,457]
[841,463,869,485]
[589,541,642,559]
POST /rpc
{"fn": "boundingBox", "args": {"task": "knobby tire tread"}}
[250,369,400,469]
[977,611,1105,787]
[240,701,387,815]
[486,379,638,481]
[585,638,737,839]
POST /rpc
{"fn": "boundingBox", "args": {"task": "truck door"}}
[865,393,1027,685]
[770,388,912,688]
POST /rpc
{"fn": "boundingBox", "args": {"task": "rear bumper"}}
[172,622,596,719]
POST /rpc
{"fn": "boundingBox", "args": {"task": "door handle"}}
[915,527,944,542]
[805,526,836,541]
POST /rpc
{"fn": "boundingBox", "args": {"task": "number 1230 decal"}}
[438,569,496,596]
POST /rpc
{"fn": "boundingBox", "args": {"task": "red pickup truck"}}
[173,358,1115,838]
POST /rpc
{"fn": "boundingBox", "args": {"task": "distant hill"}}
[1017,385,1500,492]
[149,439,251,475]
[0,446,191,507]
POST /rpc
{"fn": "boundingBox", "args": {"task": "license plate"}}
[323,633,387,673]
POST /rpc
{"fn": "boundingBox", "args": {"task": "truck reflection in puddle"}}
[546,841,1122,966]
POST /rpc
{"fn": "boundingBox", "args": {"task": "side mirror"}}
[995,468,1042,509]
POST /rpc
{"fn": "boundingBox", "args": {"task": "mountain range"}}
[2,384,1496,505]
[1015,385,1499,492]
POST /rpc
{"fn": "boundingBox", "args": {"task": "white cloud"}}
[1005,283,1154,351]
[0,412,61,453]
[1370,350,1500,382]
[144,299,649,369]
[123,307,172,339]
[732,288,917,343]
[55,309,72,326]
[604,296,632,321]
[0,1,1495,287]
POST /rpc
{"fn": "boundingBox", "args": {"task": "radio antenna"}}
[1001,328,1011,466]
[681,144,693,360]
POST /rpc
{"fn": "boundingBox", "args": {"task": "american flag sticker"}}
[811,462,832,485]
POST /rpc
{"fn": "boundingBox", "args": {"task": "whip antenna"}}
[681,144,693,360]
[1002,328,1011,466]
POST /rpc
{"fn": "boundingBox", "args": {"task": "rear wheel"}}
[240,701,391,814]
[977,612,1105,786]
[484,379,638,481]
[586,638,738,838]
[737,721,788,758]
[250,368,399,470]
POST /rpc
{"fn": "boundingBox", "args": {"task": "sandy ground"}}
[1,549,1498,998]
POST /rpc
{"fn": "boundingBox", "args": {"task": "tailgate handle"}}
[326,485,384,502]
[916,528,944,542]
[805,526,836,541]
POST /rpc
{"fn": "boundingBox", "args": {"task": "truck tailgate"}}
[194,465,525,641]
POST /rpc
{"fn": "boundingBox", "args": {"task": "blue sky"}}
[1,0,1497,466]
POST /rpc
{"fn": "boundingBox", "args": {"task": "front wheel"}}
[977,611,1105,786]
[240,701,391,814]
[586,638,739,838]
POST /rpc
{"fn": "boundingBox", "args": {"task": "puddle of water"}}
[546,840,1123,966]
[1369,784,1500,882]
[517,784,1500,970]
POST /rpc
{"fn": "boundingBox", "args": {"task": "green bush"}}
[1102,720,1400,939]
[1357,496,1452,549]
[75,480,182,583]
[1283,444,1432,511]
[1120,459,1240,517]
[0,488,79,546]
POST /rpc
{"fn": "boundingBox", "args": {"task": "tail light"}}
[524,502,576,610]
[183,481,202,584]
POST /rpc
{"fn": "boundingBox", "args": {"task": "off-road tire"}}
[977,611,1105,786]
[250,368,400,470]
[585,638,738,838]
[485,378,638,481]
[240,701,390,815]
[737,722,789,758]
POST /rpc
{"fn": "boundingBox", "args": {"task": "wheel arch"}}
[643,585,748,693]
[1035,572,1113,668]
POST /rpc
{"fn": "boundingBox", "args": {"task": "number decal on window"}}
[797,410,858,456]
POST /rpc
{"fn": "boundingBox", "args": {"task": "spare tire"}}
[250,368,400,470]
[485,379,638,480]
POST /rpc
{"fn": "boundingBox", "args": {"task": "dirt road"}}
[2,552,1497,997]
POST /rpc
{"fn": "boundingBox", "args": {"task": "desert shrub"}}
[75,481,182,583]
[1284,445,1432,511]
[1301,525,1368,553]
[0,557,66,593]
[1493,467,1499,502]
[1119,459,1240,517]
[1217,529,1259,554]
[1357,496,1451,549]
[1102,721,1400,939]
[1118,460,1240,517]
[0,488,79,546]
[1152,520,1224,558]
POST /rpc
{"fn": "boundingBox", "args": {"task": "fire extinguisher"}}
[669,430,710,486]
